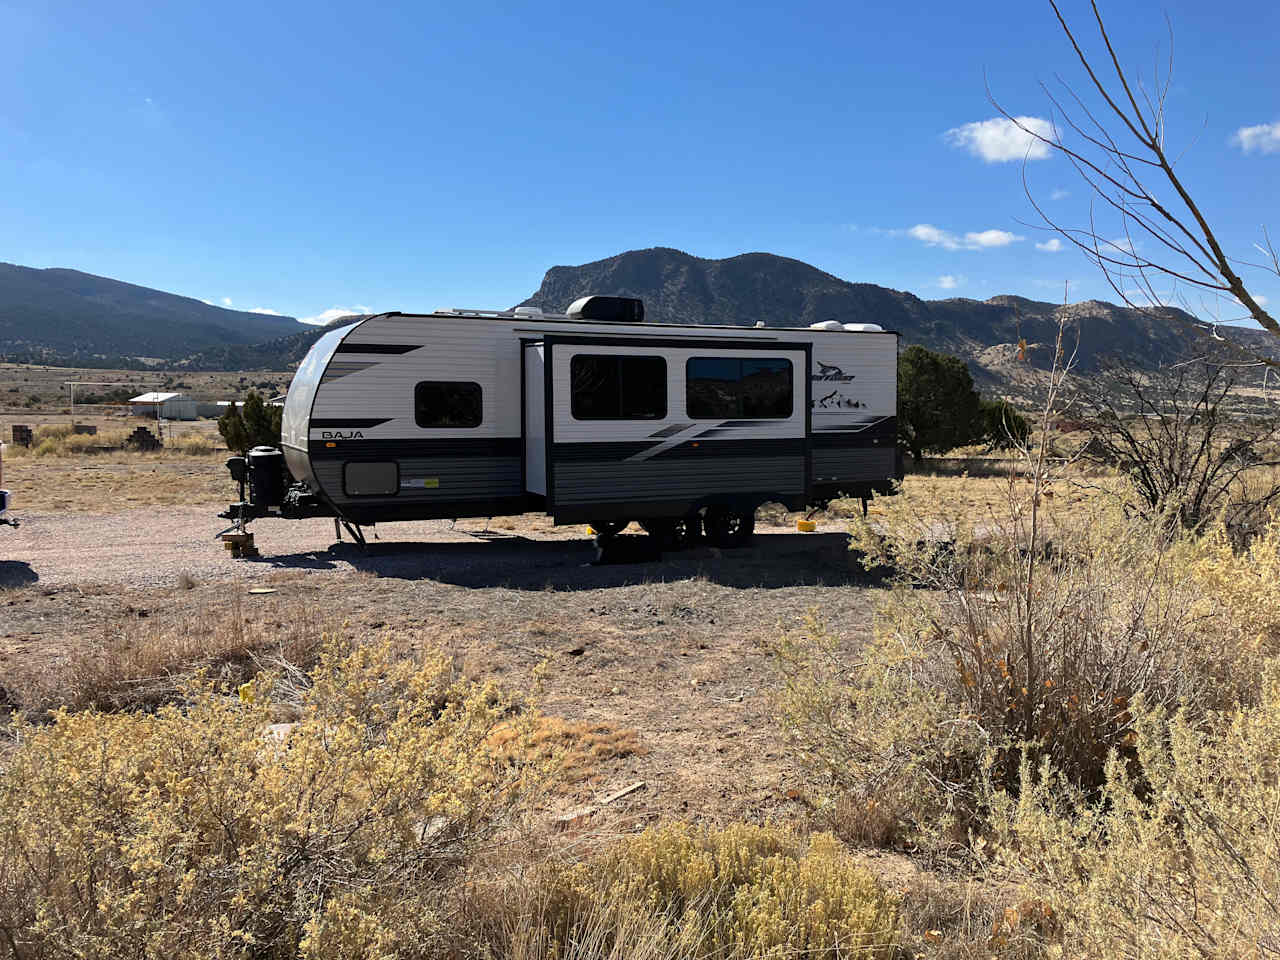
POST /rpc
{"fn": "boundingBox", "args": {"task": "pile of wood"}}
[124,427,162,451]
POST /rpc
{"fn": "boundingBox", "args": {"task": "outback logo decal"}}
[320,430,364,440]
[812,360,864,409]
[813,360,856,382]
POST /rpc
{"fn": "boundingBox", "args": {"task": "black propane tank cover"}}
[248,446,286,508]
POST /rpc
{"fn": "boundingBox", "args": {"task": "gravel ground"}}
[1,503,880,826]
[0,505,861,592]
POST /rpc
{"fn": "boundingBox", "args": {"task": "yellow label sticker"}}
[423,477,439,488]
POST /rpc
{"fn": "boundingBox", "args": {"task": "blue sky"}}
[2,0,1275,325]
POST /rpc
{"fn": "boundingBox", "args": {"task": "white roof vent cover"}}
[843,323,884,332]
[808,320,844,331]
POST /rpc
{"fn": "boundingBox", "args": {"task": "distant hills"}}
[0,251,1270,395]
[520,248,1266,392]
[0,263,302,366]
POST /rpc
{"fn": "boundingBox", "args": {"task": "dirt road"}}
[1,505,859,592]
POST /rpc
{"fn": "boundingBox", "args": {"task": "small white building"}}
[129,392,198,421]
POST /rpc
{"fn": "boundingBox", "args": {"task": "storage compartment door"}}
[523,342,547,495]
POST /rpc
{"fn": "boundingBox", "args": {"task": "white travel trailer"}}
[0,442,14,530]
[221,296,899,553]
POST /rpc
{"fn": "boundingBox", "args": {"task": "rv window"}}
[686,357,793,419]
[414,381,482,428]
[344,461,399,497]
[570,355,666,420]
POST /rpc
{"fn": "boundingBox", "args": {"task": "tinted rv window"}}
[570,355,666,420]
[414,381,482,428]
[686,357,793,419]
[344,461,398,496]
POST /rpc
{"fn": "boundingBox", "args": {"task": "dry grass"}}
[871,471,1109,531]
[894,874,1050,960]
[0,361,294,410]
[0,451,233,511]
[489,715,647,791]
[3,593,328,714]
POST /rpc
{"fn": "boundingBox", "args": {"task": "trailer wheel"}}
[639,516,702,550]
[703,507,755,548]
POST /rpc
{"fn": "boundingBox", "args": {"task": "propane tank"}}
[248,446,286,508]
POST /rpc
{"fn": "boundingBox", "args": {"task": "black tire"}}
[639,516,702,550]
[703,506,755,548]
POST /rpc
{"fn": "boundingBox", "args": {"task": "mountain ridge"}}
[518,247,1258,389]
[0,262,302,367]
[1,251,1271,389]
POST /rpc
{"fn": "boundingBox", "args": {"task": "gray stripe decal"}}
[320,360,379,383]
[625,422,703,462]
[812,415,894,433]
[648,422,694,438]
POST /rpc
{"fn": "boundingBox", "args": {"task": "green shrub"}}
[218,390,282,454]
[898,345,983,459]
[0,639,536,959]
[978,398,1030,449]
[480,824,900,959]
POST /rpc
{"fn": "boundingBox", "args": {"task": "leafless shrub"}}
[1076,359,1280,537]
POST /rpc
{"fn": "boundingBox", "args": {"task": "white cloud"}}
[1036,237,1064,252]
[1233,121,1280,154]
[1107,236,1139,255]
[907,224,955,248]
[221,296,233,306]
[944,116,1054,163]
[936,274,963,290]
[907,223,1022,251]
[299,305,374,326]
[966,229,1020,248]
[1050,188,1070,200]
[248,307,286,316]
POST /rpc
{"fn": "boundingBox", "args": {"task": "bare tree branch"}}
[992,1,1278,345]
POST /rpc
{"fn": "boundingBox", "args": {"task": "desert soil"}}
[1,495,882,827]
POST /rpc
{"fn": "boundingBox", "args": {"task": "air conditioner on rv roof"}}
[566,296,645,323]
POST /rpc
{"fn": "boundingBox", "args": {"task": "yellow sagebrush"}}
[0,638,538,960]
[497,823,900,960]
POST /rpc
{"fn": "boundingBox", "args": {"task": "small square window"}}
[415,381,482,428]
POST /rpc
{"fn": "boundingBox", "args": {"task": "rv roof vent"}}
[808,320,844,331]
[566,295,645,323]
[843,323,884,332]
[513,306,544,318]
